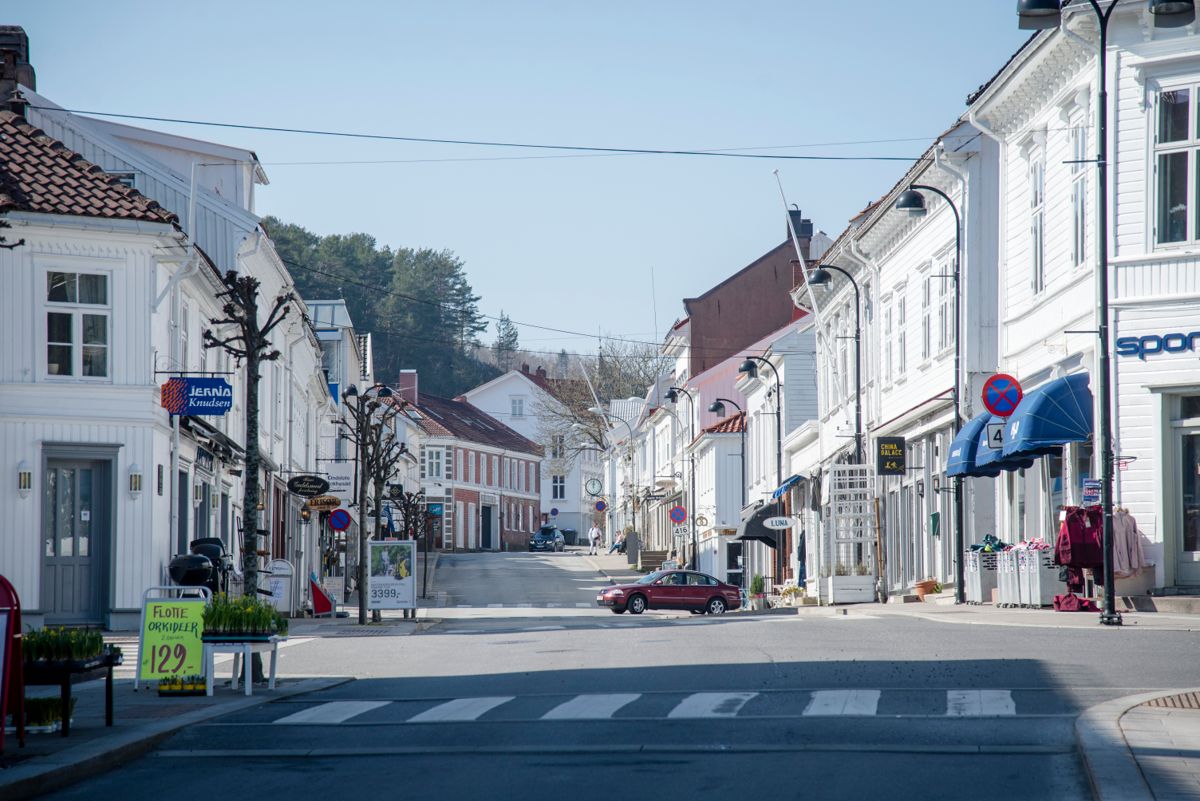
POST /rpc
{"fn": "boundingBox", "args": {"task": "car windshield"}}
[636,571,667,585]
[536,529,556,538]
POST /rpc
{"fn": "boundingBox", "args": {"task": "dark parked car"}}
[596,570,742,615]
[529,526,565,552]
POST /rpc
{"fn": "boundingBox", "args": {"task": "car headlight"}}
[608,589,625,596]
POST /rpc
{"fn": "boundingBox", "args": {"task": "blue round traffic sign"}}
[328,508,352,532]
[595,500,608,512]
[982,373,1023,417]
[669,505,687,524]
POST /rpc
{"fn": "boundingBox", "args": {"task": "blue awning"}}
[772,474,803,500]
[973,414,1036,476]
[946,413,990,477]
[1002,373,1093,460]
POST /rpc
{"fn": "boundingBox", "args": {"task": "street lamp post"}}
[586,407,637,540]
[343,383,393,625]
[805,264,863,465]
[666,387,698,569]
[708,398,746,508]
[894,182,965,605]
[1013,0,1193,624]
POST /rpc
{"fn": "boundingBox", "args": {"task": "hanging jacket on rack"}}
[1056,506,1103,592]
[1112,510,1147,578]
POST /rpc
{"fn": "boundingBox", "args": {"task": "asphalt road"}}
[44,550,1200,800]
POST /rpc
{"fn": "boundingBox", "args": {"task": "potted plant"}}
[8,696,76,734]
[749,574,766,610]
[202,594,289,641]
[914,578,941,600]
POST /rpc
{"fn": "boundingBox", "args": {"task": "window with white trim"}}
[882,297,893,385]
[896,290,908,375]
[550,434,564,459]
[1070,121,1088,267]
[422,446,444,479]
[552,475,566,500]
[45,271,110,379]
[937,256,952,354]
[511,397,525,418]
[1029,155,1046,293]
[920,266,933,362]
[1155,85,1199,245]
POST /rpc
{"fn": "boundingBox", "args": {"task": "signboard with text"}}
[288,475,330,497]
[138,599,205,682]
[876,437,907,476]
[368,540,417,610]
[160,377,234,416]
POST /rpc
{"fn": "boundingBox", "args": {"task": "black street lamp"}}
[1011,0,1193,623]
[806,264,863,466]
[894,183,965,605]
[737,357,783,488]
[708,397,746,508]
[343,382,394,625]
[666,387,698,569]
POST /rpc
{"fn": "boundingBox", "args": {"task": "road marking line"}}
[668,692,757,718]
[273,701,390,725]
[524,626,566,632]
[542,694,641,720]
[408,696,515,722]
[803,690,881,716]
[517,603,533,608]
[576,603,592,608]
[946,690,1016,716]
[487,603,503,608]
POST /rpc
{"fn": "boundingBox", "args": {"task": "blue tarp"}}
[1002,373,1093,460]
[946,413,990,477]
[974,414,1036,476]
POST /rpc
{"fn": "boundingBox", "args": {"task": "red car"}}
[596,570,742,615]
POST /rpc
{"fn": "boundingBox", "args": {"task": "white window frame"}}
[895,287,908,377]
[1070,119,1088,268]
[1029,154,1046,294]
[920,265,933,363]
[936,253,953,355]
[1153,83,1200,247]
[882,296,894,386]
[424,446,444,480]
[511,396,525,418]
[43,269,112,382]
[552,475,566,500]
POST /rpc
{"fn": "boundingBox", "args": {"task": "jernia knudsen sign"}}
[160,377,234,416]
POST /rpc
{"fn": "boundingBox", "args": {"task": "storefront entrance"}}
[1178,431,1200,585]
[41,460,109,624]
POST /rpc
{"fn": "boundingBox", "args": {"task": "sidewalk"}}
[580,550,644,585]
[0,673,349,801]
[822,600,1200,632]
[1077,688,1200,801]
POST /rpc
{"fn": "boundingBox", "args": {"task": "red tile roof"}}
[703,411,745,434]
[397,393,543,456]
[0,111,177,225]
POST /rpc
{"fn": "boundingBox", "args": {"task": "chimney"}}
[521,363,530,374]
[0,26,35,117]
[396,369,418,405]
[787,208,814,242]
[535,366,547,379]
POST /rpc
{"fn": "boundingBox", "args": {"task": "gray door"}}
[1178,432,1200,586]
[42,461,108,624]
[481,506,493,550]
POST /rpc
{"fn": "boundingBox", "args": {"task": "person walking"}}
[587,523,602,555]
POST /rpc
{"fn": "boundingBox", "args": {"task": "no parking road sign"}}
[982,373,1023,418]
[669,505,687,524]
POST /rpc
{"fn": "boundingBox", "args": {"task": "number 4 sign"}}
[985,423,1006,450]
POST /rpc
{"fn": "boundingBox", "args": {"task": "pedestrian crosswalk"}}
[268,688,1059,727]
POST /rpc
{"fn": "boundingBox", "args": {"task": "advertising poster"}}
[138,599,205,681]
[368,540,417,610]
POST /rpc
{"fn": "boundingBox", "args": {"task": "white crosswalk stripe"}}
[274,701,390,725]
[946,690,1016,716]
[803,690,881,716]
[542,693,640,720]
[408,696,514,722]
[668,692,757,718]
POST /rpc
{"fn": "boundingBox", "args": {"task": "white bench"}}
[203,638,281,696]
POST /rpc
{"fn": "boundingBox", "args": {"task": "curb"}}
[1074,687,1200,801]
[0,675,353,801]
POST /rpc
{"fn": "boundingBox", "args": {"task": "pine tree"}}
[493,312,520,372]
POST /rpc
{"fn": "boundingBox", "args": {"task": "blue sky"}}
[14,1,1028,359]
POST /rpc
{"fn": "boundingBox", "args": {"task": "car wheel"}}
[707,597,727,615]
[627,594,646,615]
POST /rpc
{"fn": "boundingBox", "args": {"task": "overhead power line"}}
[31,105,923,163]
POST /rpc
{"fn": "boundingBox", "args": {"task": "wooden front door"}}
[41,461,108,624]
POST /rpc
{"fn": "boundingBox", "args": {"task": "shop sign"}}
[326,463,354,504]
[160,377,234,416]
[876,436,906,476]
[195,447,215,473]
[287,475,330,498]
[137,599,204,682]
[426,502,444,517]
[1082,479,1102,506]
[368,540,417,610]
[763,516,795,530]
[307,494,342,512]
[1116,332,1200,360]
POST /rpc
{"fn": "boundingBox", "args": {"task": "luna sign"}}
[1116,332,1200,360]
[161,377,234,416]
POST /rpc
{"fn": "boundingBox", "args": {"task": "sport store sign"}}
[1115,331,1200,360]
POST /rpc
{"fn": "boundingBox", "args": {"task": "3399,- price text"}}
[370,587,404,600]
